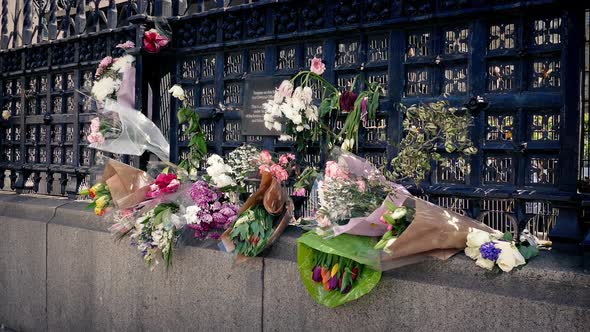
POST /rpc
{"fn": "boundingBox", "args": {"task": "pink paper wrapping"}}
[116,66,136,109]
[101,159,153,209]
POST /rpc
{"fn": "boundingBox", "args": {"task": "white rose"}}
[273,122,282,131]
[494,241,525,272]
[1,110,10,120]
[169,84,186,101]
[464,246,481,260]
[296,125,304,132]
[213,174,236,188]
[466,230,492,248]
[206,154,223,166]
[475,257,495,270]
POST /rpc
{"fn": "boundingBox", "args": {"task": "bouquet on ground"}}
[221,170,294,257]
[80,158,154,215]
[465,230,538,272]
[79,182,112,216]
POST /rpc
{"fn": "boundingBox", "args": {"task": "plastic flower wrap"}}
[86,98,170,162]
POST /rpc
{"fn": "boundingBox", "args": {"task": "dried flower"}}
[340,90,357,113]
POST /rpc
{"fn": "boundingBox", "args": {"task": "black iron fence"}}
[0,0,588,248]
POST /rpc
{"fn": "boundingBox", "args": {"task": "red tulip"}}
[143,29,170,53]
[340,90,358,113]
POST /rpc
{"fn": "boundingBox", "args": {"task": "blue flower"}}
[479,242,502,261]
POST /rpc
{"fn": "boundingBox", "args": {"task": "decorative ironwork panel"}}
[407,31,432,58]
[436,157,469,184]
[443,65,468,94]
[277,46,297,71]
[368,35,389,63]
[484,156,513,184]
[532,17,562,47]
[250,49,265,73]
[487,63,517,92]
[489,22,517,51]
[531,58,561,89]
[406,67,432,96]
[225,52,244,76]
[336,40,360,67]
[444,27,469,54]
[486,114,514,141]
[530,113,560,141]
[528,157,558,185]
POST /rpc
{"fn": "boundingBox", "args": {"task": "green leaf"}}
[320,99,332,117]
[177,109,187,124]
[502,232,514,242]
[518,244,539,260]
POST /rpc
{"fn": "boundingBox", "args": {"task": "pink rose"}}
[90,117,100,133]
[270,164,289,183]
[276,80,294,99]
[149,183,160,192]
[356,180,366,192]
[86,132,104,144]
[146,188,161,199]
[143,29,170,53]
[259,150,273,164]
[99,56,113,69]
[155,173,177,188]
[310,57,326,75]
[95,67,104,78]
[116,41,135,50]
[325,161,350,180]
[278,153,295,166]
[259,164,270,174]
[293,188,306,197]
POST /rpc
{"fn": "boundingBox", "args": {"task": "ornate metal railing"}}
[0,0,588,248]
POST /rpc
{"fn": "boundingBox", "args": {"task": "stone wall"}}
[1,192,589,332]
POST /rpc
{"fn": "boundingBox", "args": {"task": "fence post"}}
[107,0,117,29]
[48,0,56,40]
[75,0,86,35]
[23,0,32,45]
[1,0,8,49]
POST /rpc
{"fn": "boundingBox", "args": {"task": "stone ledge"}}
[1,196,590,331]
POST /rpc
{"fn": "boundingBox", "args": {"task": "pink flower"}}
[270,164,289,183]
[325,161,350,180]
[356,180,366,192]
[149,183,159,192]
[310,57,326,75]
[146,188,161,199]
[259,150,273,164]
[276,80,294,99]
[90,117,100,133]
[293,188,306,197]
[259,164,271,174]
[361,96,368,126]
[95,67,105,78]
[99,56,113,69]
[155,173,177,188]
[143,29,170,53]
[86,132,105,144]
[161,179,180,193]
[278,153,295,166]
[116,41,135,50]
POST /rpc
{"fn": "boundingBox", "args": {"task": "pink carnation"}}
[116,41,135,50]
[270,164,289,183]
[259,164,271,174]
[99,56,113,69]
[86,132,105,144]
[161,179,180,193]
[356,180,366,192]
[293,188,306,197]
[259,150,273,164]
[325,161,350,180]
[278,153,295,166]
[310,57,326,75]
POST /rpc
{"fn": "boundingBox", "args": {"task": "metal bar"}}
[48,0,56,40]
[75,0,86,35]
[107,0,117,29]
[23,0,33,45]
[1,0,8,49]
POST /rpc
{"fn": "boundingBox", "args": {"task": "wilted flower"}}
[143,29,170,53]
[169,84,186,101]
[340,90,357,113]
[341,138,355,152]
[116,41,135,49]
[276,80,294,100]
[310,57,326,75]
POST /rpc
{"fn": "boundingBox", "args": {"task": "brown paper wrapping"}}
[221,171,293,257]
[379,196,494,270]
[101,159,154,209]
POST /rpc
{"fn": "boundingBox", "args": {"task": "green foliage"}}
[389,100,477,184]
[177,105,207,173]
[229,205,276,257]
[517,242,540,260]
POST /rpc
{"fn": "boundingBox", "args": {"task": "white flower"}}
[296,125,304,132]
[91,77,121,101]
[1,110,10,120]
[278,135,292,141]
[264,121,273,130]
[302,86,313,104]
[206,154,224,166]
[383,238,397,254]
[466,230,491,248]
[169,84,186,101]
[494,241,526,272]
[305,105,319,122]
[206,162,232,178]
[111,54,135,73]
[273,122,282,131]
[184,205,202,225]
[212,174,236,188]
[169,213,185,229]
[341,138,355,151]
[276,80,294,99]
[292,86,303,100]
[464,246,481,260]
[475,257,495,270]
[151,229,164,244]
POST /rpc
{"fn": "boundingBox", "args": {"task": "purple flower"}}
[479,242,502,261]
[312,266,322,282]
[328,275,339,290]
[340,90,357,113]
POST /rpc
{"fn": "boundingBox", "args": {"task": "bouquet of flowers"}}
[221,170,294,257]
[91,41,135,104]
[465,230,538,272]
[185,180,239,240]
[79,182,112,216]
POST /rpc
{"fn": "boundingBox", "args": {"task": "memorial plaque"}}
[242,76,289,136]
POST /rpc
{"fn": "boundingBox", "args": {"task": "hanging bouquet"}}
[262,57,385,152]
[91,41,135,104]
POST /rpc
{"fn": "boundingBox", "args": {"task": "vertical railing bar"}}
[107,0,117,29]
[75,0,86,35]
[11,0,20,48]
[23,0,33,45]
[1,0,8,49]
[48,0,56,40]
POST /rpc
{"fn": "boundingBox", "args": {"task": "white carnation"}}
[206,154,224,166]
[213,174,236,188]
[183,205,202,225]
[91,77,120,101]
[111,55,135,73]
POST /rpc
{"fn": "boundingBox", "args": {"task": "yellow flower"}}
[330,264,339,277]
[95,195,110,209]
[94,206,105,216]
